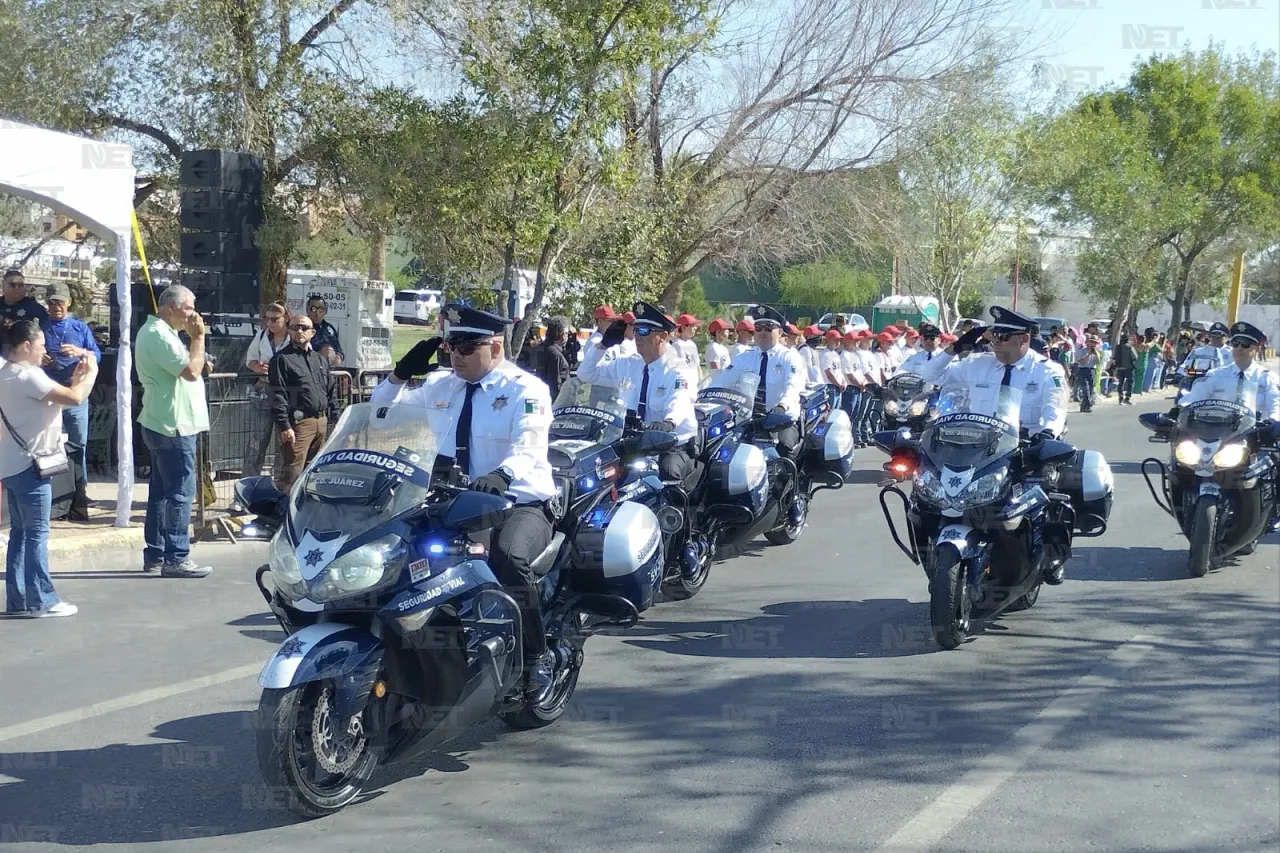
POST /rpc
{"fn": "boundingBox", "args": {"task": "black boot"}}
[526,651,555,705]
[517,590,555,704]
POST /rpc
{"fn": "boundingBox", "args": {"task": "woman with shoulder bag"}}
[0,319,97,617]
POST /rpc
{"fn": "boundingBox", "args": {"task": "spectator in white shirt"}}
[241,301,291,484]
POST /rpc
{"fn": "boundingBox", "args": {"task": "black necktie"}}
[637,367,650,420]
[1001,364,1014,387]
[756,351,769,411]
[455,382,480,475]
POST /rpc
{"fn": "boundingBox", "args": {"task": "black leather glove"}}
[600,320,627,349]
[647,419,675,431]
[394,337,443,380]
[471,468,513,495]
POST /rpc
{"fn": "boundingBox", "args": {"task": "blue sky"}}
[1013,0,1279,93]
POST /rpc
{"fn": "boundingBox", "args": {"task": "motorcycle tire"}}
[500,662,581,731]
[1188,496,1218,578]
[929,548,970,650]
[1005,581,1041,612]
[256,682,378,819]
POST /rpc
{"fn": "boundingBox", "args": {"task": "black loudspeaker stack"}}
[177,150,264,316]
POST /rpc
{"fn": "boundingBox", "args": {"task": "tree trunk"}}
[1110,276,1133,346]
[658,275,683,312]
[368,227,386,281]
[1166,255,1195,337]
[499,240,516,350]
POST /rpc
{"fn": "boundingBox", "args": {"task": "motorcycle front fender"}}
[258,622,386,724]
[935,523,980,560]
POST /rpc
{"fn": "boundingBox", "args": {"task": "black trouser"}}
[659,444,695,482]
[776,424,801,458]
[489,502,554,658]
[1116,368,1134,400]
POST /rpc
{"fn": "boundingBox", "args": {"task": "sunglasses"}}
[991,331,1024,342]
[633,325,656,337]
[1231,340,1255,349]
[289,323,314,331]
[754,322,780,332]
[448,339,497,356]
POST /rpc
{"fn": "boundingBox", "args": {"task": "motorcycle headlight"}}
[307,534,406,602]
[268,531,307,600]
[1175,440,1202,466]
[1212,442,1247,470]
[913,468,947,505]
[908,399,928,417]
[884,400,900,415]
[959,469,1009,507]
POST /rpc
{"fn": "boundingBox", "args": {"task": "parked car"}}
[817,312,869,333]
[393,288,443,324]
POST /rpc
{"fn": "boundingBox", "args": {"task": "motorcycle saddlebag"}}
[569,501,664,613]
[803,409,855,478]
[800,385,829,422]
[1058,449,1114,533]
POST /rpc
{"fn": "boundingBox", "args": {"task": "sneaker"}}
[31,602,78,618]
[143,560,163,573]
[161,560,212,578]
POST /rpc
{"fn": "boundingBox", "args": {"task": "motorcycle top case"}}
[569,500,665,612]
[803,408,855,478]
[1058,448,1114,533]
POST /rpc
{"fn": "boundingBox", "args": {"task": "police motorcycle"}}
[692,370,853,551]
[877,387,1113,649]
[1174,354,1219,405]
[248,402,652,817]
[1139,389,1279,577]
[546,378,700,601]
[878,372,936,433]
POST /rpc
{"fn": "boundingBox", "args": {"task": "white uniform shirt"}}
[577,345,698,442]
[1184,344,1229,369]
[1178,361,1280,421]
[670,337,702,386]
[899,347,942,375]
[839,349,864,387]
[369,360,557,504]
[856,348,880,385]
[730,342,755,358]
[915,349,1068,436]
[821,348,845,387]
[797,344,823,385]
[705,340,731,371]
[716,344,807,418]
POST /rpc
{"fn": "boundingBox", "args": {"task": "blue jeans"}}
[4,465,57,613]
[1076,367,1096,409]
[142,428,197,566]
[63,400,89,495]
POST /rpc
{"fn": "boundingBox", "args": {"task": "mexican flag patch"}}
[524,399,545,415]
[1051,376,1062,387]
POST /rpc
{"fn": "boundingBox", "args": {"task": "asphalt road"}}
[1,393,1277,852]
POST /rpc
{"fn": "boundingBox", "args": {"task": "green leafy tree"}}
[778,259,880,313]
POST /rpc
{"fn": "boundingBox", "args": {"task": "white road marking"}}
[0,663,263,744]
[873,633,1157,853]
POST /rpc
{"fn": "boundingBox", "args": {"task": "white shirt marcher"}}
[715,344,807,418]
[1179,361,1280,421]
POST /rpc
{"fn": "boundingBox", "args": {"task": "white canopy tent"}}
[0,119,134,527]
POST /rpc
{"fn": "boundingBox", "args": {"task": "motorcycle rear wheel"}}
[929,548,970,650]
[256,682,377,818]
[764,492,808,545]
[1188,496,1218,578]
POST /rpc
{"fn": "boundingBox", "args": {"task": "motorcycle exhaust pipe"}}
[657,506,685,535]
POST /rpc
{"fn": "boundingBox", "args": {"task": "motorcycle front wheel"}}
[929,548,971,650]
[256,682,377,818]
[1188,496,1218,578]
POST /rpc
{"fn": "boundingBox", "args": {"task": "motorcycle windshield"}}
[921,386,1021,469]
[885,372,933,401]
[1182,356,1217,375]
[1179,399,1256,443]
[699,369,760,420]
[551,378,627,445]
[290,402,443,536]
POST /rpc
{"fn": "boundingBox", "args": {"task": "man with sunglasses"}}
[1,268,48,330]
[1177,321,1280,422]
[915,305,1068,440]
[714,304,807,457]
[268,315,341,493]
[1182,322,1232,370]
[898,323,944,375]
[372,304,560,703]
[578,301,698,483]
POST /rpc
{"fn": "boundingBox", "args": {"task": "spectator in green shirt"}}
[134,285,213,578]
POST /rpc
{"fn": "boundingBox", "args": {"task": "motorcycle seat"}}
[530,531,566,577]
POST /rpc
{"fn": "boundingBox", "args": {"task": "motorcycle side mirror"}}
[636,429,678,454]
[1139,411,1176,441]
[440,490,514,533]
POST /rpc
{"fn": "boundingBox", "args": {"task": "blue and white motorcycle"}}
[245,402,653,817]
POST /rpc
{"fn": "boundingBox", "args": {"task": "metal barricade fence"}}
[196,369,370,526]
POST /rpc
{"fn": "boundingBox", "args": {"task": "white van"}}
[394,289,443,324]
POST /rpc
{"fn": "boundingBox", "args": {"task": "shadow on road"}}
[1068,546,1195,582]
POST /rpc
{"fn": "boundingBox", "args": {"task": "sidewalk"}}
[0,482,149,567]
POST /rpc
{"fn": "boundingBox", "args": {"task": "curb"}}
[0,525,147,569]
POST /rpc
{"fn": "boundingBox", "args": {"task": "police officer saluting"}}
[371,304,559,703]
[915,306,1068,441]
[714,305,807,456]
[577,301,698,481]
